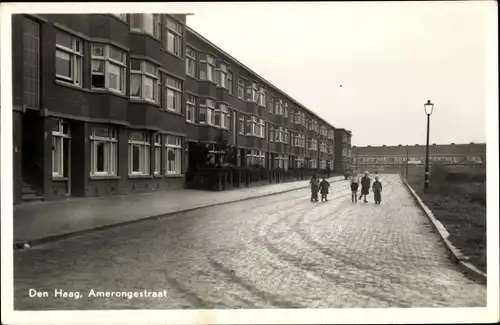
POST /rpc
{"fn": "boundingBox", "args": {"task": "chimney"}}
[451,143,455,145]
[432,143,436,146]
[368,145,371,147]
[382,145,386,147]
[470,142,474,144]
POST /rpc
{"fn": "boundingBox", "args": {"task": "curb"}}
[399,174,487,284]
[15,178,345,250]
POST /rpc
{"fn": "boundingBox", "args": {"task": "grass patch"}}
[405,165,486,274]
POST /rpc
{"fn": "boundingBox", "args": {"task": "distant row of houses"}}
[351,142,486,171]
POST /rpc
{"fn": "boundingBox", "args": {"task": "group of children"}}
[309,176,331,202]
[350,171,383,204]
[309,172,383,204]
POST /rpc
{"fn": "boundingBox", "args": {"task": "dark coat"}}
[361,176,371,195]
[310,179,319,194]
[319,180,330,194]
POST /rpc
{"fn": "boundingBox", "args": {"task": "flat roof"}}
[186,26,340,130]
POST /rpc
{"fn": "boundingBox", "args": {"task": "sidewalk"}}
[14,177,344,245]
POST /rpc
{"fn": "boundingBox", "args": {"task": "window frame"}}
[52,119,71,178]
[55,30,83,86]
[165,75,183,113]
[130,60,160,103]
[128,131,151,176]
[199,98,215,125]
[165,135,183,175]
[200,54,216,83]
[91,43,127,94]
[164,16,183,56]
[90,126,118,176]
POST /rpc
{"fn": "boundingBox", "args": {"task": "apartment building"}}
[352,143,486,172]
[12,13,348,204]
[334,128,352,174]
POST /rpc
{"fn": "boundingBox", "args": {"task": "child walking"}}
[350,171,360,203]
[310,176,319,202]
[319,176,331,202]
[372,175,383,204]
[359,171,371,203]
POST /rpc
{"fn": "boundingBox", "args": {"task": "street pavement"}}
[14,174,486,309]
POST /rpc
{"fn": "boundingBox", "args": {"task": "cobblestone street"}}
[14,175,486,309]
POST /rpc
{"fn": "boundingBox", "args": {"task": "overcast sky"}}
[185,1,493,146]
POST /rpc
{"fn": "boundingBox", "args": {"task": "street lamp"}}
[424,100,434,191]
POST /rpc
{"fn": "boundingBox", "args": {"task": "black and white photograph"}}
[1,1,498,324]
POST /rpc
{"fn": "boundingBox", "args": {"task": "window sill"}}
[129,98,161,107]
[166,174,184,178]
[161,108,184,117]
[186,120,197,125]
[153,174,164,179]
[90,175,121,181]
[128,174,153,179]
[91,88,128,99]
[55,80,88,92]
[52,176,68,182]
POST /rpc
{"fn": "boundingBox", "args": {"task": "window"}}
[216,103,230,129]
[237,78,245,100]
[130,60,159,102]
[246,150,265,167]
[200,54,216,82]
[130,14,161,38]
[164,17,183,56]
[186,47,196,77]
[269,125,275,142]
[91,44,127,93]
[246,116,258,136]
[246,82,258,103]
[216,63,228,88]
[200,98,215,125]
[227,71,233,94]
[52,119,70,178]
[186,94,197,123]
[55,30,83,86]
[284,128,289,144]
[258,87,266,107]
[259,119,265,138]
[284,102,289,118]
[165,135,182,175]
[90,126,117,176]
[154,134,162,175]
[275,126,283,142]
[239,115,245,134]
[267,96,274,113]
[165,75,183,113]
[295,156,305,168]
[23,18,40,109]
[275,99,283,115]
[129,131,151,175]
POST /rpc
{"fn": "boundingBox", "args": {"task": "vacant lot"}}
[404,166,486,274]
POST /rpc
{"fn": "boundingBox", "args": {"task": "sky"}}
[185,1,494,146]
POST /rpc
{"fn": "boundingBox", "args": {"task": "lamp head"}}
[424,100,434,115]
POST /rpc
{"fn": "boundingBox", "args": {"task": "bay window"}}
[200,98,215,125]
[90,126,117,176]
[165,135,182,175]
[186,47,196,77]
[269,125,275,142]
[91,44,127,93]
[215,103,230,129]
[130,60,159,103]
[267,96,274,113]
[275,126,283,142]
[228,71,233,94]
[154,134,162,175]
[239,115,245,134]
[237,78,245,100]
[165,75,183,113]
[128,131,151,175]
[284,128,289,144]
[200,54,216,82]
[164,17,183,56]
[186,94,197,123]
[258,87,266,107]
[259,119,265,138]
[275,99,283,115]
[55,30,83,86]
[52,119,70,178]
[246,82,258,103]
[130,14,161,38]
[216,63,228,88]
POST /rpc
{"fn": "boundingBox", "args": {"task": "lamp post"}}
[424,100,434,191]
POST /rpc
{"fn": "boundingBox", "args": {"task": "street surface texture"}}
[14,175,485,309]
